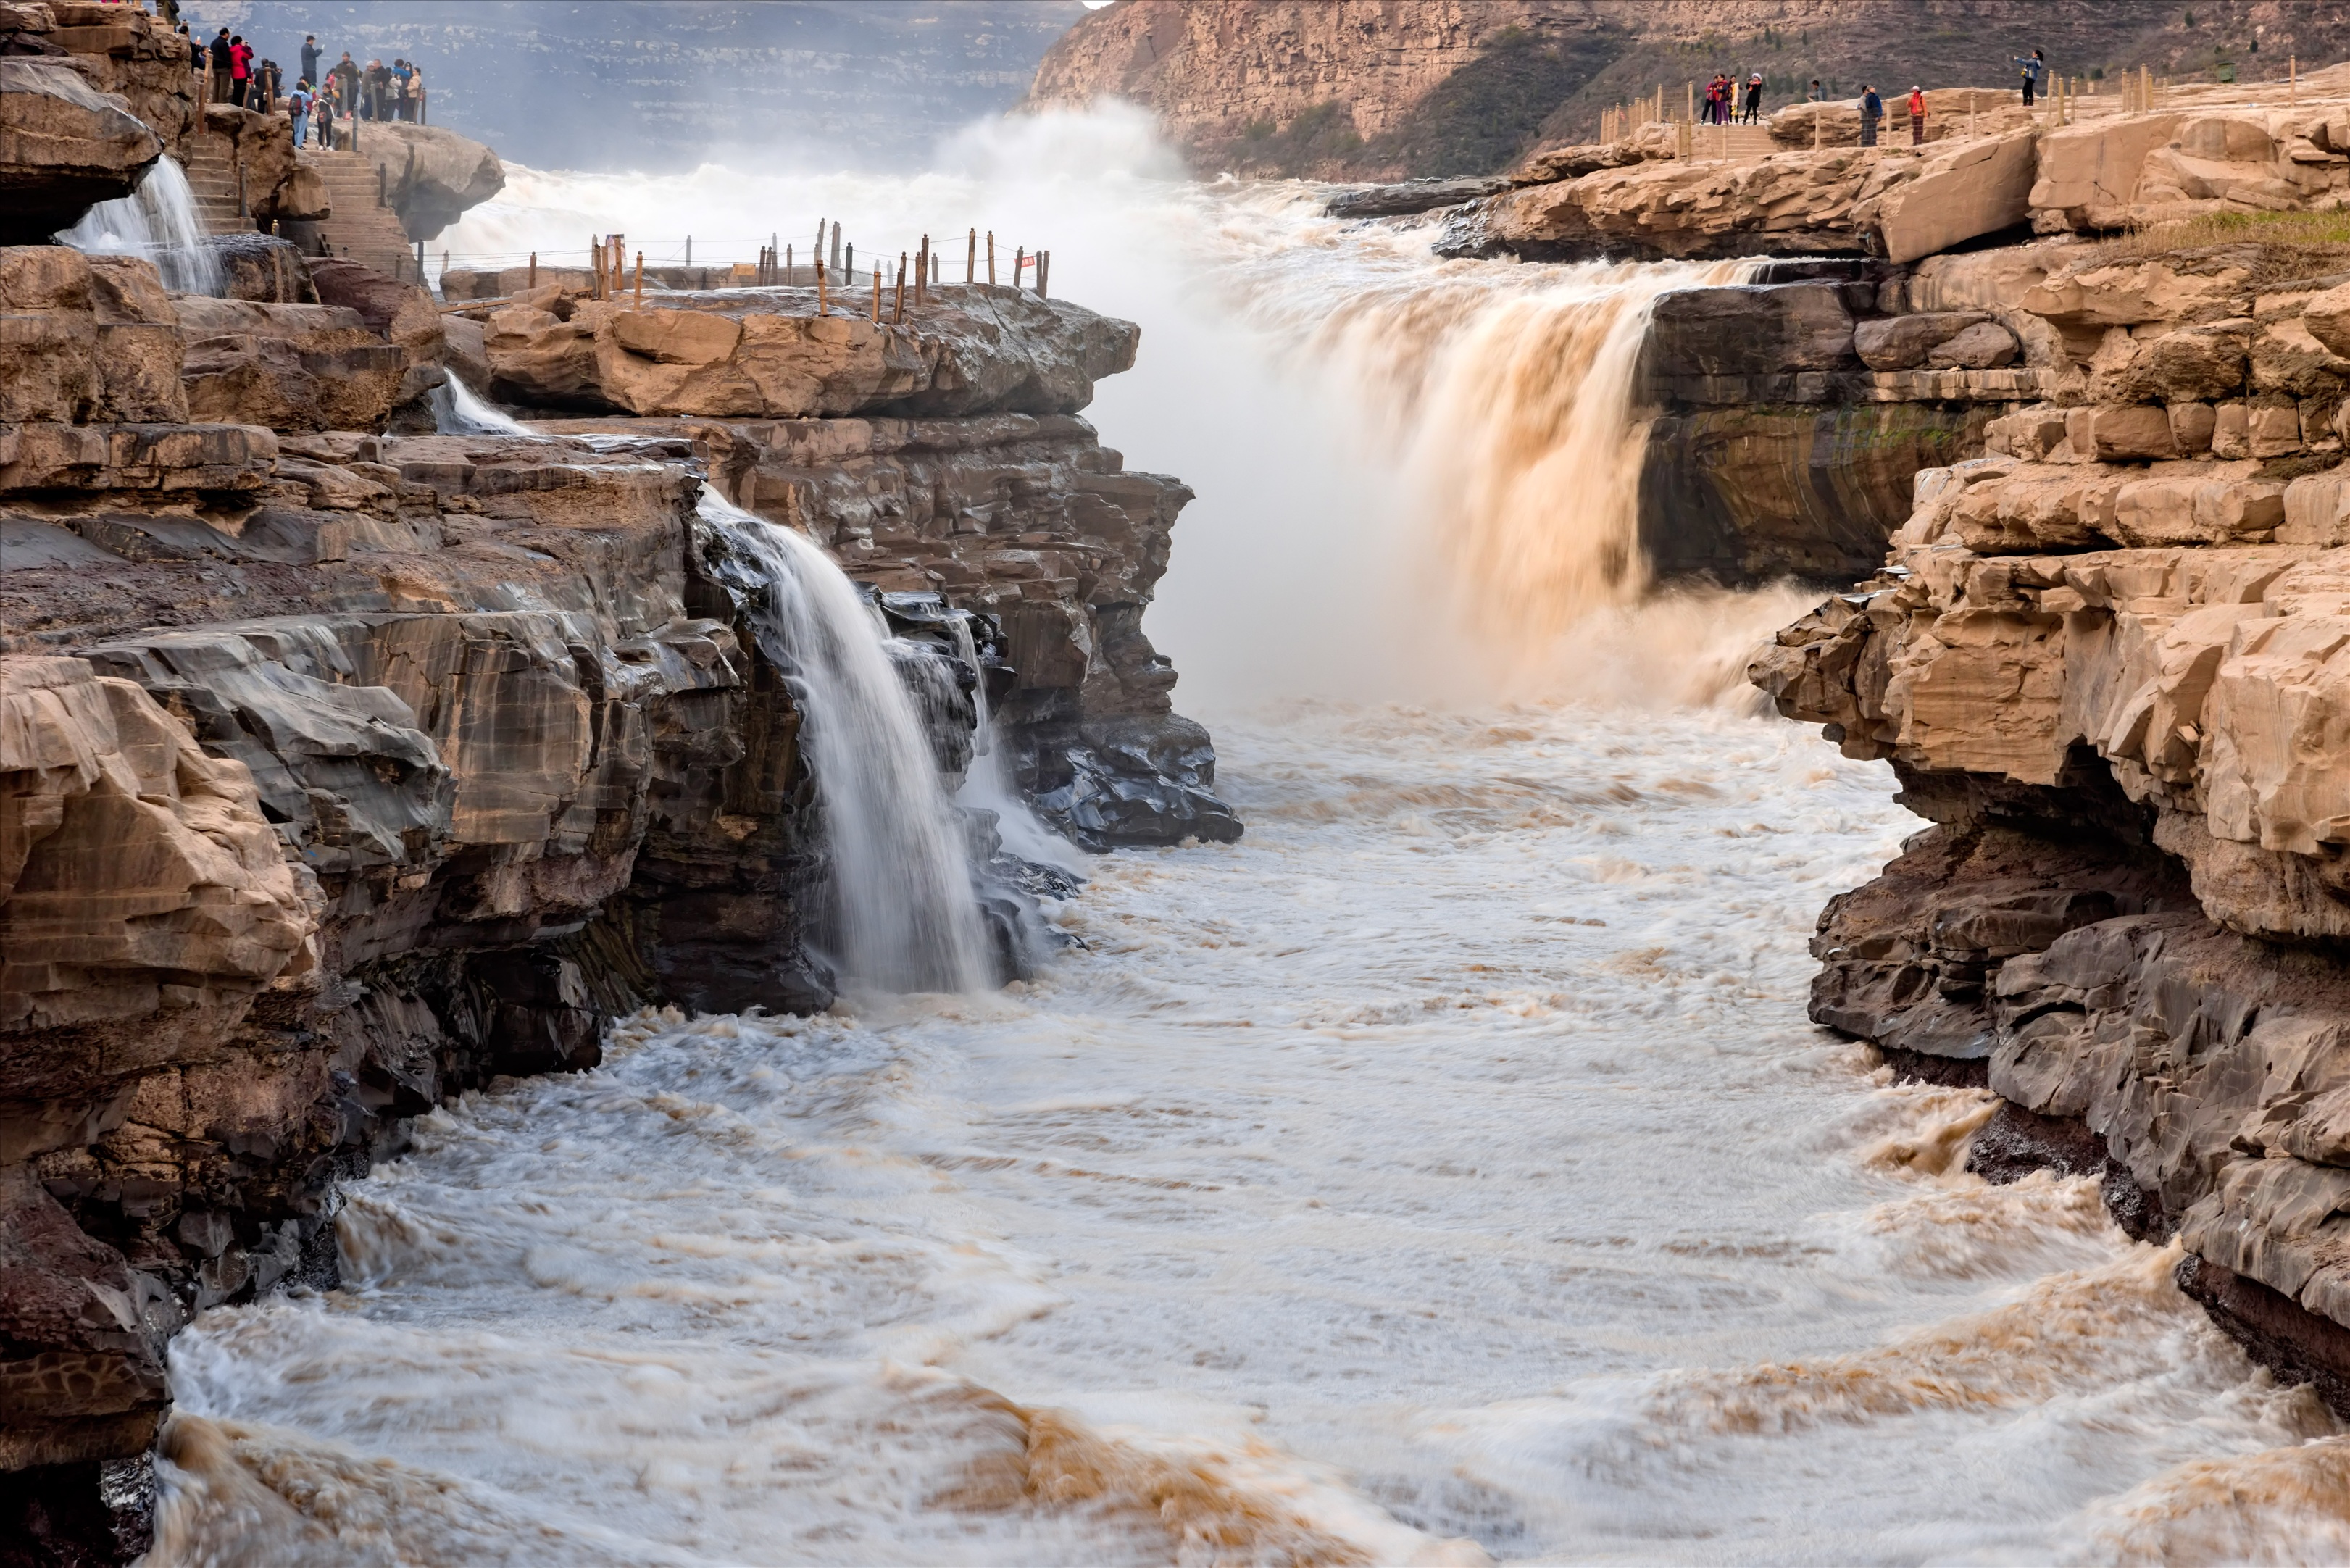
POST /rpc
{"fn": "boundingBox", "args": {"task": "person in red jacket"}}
[1907,85,1927,144]
[229,33,252,107]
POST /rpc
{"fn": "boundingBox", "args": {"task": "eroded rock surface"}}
[1754,230,2350,1413]
[462,282,1135,420]
[0,56,158,243]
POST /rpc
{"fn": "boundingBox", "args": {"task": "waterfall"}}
[948,618,1083,871]
[432,376,540,437]
[57,156,226,296]
[1253,254,1761,660]
[696,490,990,995]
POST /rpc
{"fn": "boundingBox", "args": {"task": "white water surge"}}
[59,154,225,296]
[146,109,2350,1564]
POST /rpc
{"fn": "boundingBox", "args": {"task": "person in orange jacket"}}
[1907,85,1927,144]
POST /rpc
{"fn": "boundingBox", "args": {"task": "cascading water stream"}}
[696,489,989,995]
[1210,249,1761,670]
[947,618,1083,872]
[431,375,542,437]
[57,155,226,296]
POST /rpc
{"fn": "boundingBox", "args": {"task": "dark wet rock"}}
[1323,175,1509,220]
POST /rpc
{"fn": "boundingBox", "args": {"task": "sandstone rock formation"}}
[1,0,199,162]
[1636,262,2044,583]
[0,56,158,243]
[1026,0,2350,177]
[453,280,1136,422]
[346,122,504,243]
[1752,229,2350,1415]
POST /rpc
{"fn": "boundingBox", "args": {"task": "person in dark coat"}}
[1742,72,1764,125]
[207,28,230,103]
[301,35,321,87]
[1859,84,1882,146]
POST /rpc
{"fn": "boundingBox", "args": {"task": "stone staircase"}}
[297,148,421,279]
[182,130,256,235]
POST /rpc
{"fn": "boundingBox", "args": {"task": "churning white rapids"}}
[151,111,2350,1566]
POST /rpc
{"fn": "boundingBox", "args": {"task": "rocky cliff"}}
[1683,75,2350,1420]
[0,22,1226,1564]
[1029,0,2350,179]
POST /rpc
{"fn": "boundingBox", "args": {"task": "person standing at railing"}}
[408,61,425,124]
[1742,71,1764,124]
[289,78,312,149]
[1907,84,1927,144]
[207,27,230,103]
[1859,83,1883,146]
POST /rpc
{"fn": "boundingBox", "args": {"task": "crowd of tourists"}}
[162,11,428,149]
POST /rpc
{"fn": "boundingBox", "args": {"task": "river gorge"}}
[14,4,2350,1562]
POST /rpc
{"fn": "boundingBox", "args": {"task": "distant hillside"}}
[1028,0,2350,180]
[181,0,1089,172]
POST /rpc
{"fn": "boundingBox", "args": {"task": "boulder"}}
[1854,311,1991,370]
[174,298,409,431]
[198,104,296,228]
[347,122,504,241]
[1927,319,2022,369]
[0,245,182,423]
[1867,129,2037,265]
[0,57,159,243]
[1507,143,1643,184]
[199,232,315,304]
[2118,322,2251,403]
[1644,281,1859,380]
[2307,283,2350,360]
[1324,175,1509,217]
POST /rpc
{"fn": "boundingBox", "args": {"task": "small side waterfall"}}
[58,156,226,296]
[432,377,540,437]
[949,618,1082,871]
[696,490,990,996]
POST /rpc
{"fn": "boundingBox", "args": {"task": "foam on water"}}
[146,702,2344,1565]
[151,110,2350,1563]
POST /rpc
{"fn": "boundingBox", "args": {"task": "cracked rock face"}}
[468,282,1136,420]
[1751,225,2350,1409]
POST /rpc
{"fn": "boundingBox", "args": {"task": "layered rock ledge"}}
[1753,237,2350,1414]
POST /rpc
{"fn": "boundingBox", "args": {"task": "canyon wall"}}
[1028,0,2350,179]
[1681,76,2350,1415]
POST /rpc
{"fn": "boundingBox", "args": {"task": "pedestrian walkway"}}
[299,146,417,276]
[180,130,250,233]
